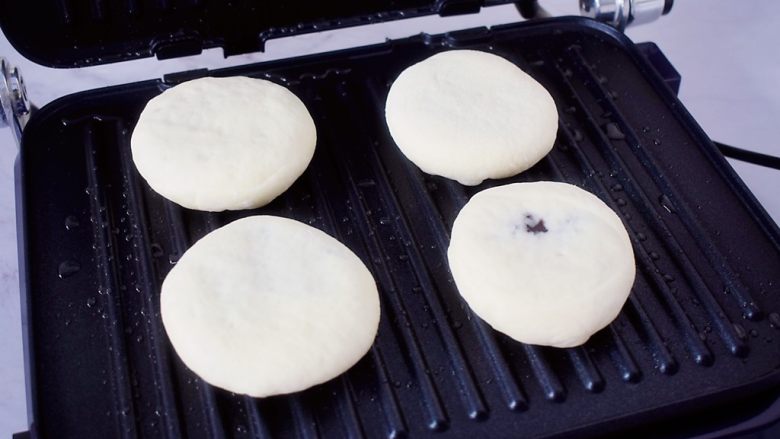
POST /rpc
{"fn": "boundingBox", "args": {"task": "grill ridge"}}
[125,0,139,16]
[389,150,529,412]
[89,0,107,21]
[306,161,408,439]
[545,81,714,365]
[364,77,534,413]
[83,122,138,439]
[242,395,271,439]
[290,395,320,439]
[312,134,441,433]
[303,177,396,439]
[543,151,678,375]
[362,144,488,421]
[116,121,183,438]
[545,56,748,358]
[568,47,762,322]
[326,122,450,431]
[627,295,678,374]
[524,345,567,401]
[57,0,75,24]
[334,378,366,439]
[371,347,409,439]
[566,348,604,393]
[606,322,642,383]
[161,202,225,437]
[200,215,273,438]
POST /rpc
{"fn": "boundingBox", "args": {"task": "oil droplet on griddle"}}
[733,323,747,339]
[659,194,676,214]
[65,215,80,230]
[58,260,81,278]
[769,312,780,329]
[605,122,625,140]
[86,297,97,308]
[649,251,660,260]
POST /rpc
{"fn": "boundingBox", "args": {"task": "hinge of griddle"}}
[436,0,484,16]
[580,0,674,31]
[152,34,204,61]
[0,57,31,147]
[444,27,493,46]
[163,68,210,86]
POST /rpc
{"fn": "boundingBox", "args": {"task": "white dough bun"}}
[132,76,316,211]
[448,182,635,348]
[161,216,380,397]
[385,50,558,185]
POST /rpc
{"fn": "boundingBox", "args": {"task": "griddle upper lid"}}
[0,0,514,68]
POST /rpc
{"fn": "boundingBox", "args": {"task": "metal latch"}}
[580,0,673,31]
[0,57,31,145]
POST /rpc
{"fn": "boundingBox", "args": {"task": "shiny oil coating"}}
[448,182,635,347]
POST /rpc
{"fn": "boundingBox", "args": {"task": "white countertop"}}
[1,1,779,436]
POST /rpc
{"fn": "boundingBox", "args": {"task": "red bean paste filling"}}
[524,214,548,234]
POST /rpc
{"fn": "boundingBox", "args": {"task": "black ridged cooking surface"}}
[17,18,780,438]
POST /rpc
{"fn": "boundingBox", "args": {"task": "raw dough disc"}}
[385,50,558,186]
[161,215,380,397]
[447,182,635,348]
[132,76,316,211]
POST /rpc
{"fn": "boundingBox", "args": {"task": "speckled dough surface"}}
[385,50,558,185]
[132,76,316,211]
[447,182,635,347]
[161,216,380,397]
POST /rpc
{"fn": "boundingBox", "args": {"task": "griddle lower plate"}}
[17,18,780,439]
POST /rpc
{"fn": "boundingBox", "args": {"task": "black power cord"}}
[714,141,780,171]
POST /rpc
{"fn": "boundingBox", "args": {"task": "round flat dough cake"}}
[161,216,380,397]
[132,76,316,211]
[447,182,635,348]
[385,50,558,186]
